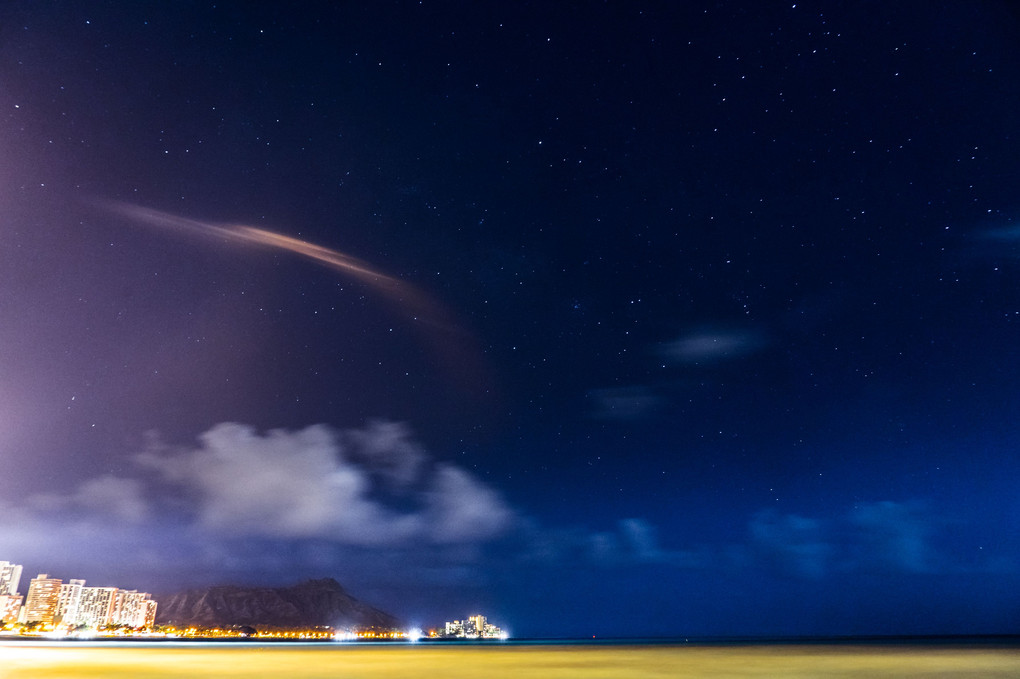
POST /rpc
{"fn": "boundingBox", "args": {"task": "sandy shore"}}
[2,642,1019,678]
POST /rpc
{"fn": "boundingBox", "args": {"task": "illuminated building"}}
[143,598,158,628]
[77,586,118,628]
[0,594,23,623]
[0,561,22,596]
[24,574,62,625]
[113,589,153,628]
[57,579,86,626]
[69,586,157,628]
[441,614,505,639]
[0,560,156,632]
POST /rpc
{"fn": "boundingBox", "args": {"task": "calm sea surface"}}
[1,639,1018,678]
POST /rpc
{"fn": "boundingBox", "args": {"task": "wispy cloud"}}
[743,501,991,578]
[962,221,1020,261]
[749,510,832,579]
[28,475,151,524]
[662,327,768,364]
[847,500,933,573]
[516,518,705,569]
[977,224,1020,241]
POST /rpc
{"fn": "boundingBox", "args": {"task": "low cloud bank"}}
[0,422,1006,593]
[0,421,516,584]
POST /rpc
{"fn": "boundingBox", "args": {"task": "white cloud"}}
[138,423,402,542]
[132,422,515,546]
[0,420,525,590]
[9,421,516,555]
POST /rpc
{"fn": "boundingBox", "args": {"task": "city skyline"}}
[0,560,157,631]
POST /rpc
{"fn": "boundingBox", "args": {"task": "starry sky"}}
[1,1,1019,638]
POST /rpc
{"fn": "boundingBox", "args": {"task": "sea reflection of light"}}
[4,641,1019,679]
[0,639,316,650]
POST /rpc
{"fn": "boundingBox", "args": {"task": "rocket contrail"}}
[102,201,409,300]
[98,201,489,393]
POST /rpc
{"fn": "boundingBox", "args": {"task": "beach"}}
[2,642,1019,679]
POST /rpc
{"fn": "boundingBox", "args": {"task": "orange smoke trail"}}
[98,201,490,395]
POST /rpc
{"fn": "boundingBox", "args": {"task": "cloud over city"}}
[0,421,517,583]
[135,420,516,545]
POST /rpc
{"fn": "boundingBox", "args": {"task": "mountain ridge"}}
[155,577,400,630]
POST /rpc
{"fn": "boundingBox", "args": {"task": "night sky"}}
[2,2,1019,638]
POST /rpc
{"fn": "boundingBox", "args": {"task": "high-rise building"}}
[112,589,151,628]
[0,561,23,596]
[440,614,504,638]
[0,564,158,631]
[57,579,86,626]
[24,574,62,625]
[77,587,118,628]
[143,598,158,628]
[0,594,23,623]
[68,585,158,629]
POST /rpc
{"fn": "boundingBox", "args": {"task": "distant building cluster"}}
[436,614,506,639]
[0,560,157,632]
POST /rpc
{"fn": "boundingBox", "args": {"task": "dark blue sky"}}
[1,1,1018,637]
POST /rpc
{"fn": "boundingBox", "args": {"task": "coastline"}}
[3,633,1018,646]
